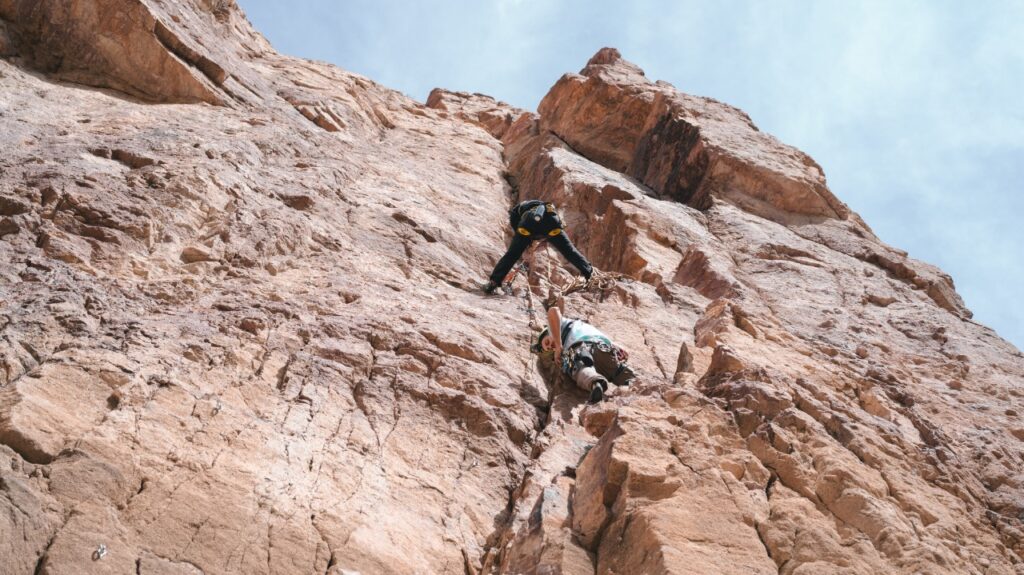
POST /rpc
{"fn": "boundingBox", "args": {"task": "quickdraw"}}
[562,345,580,374]
[614,345,629,363]
[501,262,527,296]
[560,342,594,375]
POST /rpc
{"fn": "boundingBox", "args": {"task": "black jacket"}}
[508,200,563,238]
[489,201,593,283]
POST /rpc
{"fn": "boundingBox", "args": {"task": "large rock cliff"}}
[1,2,1021,574]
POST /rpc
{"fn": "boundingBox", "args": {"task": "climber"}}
[531,306,634,403]
[483,200,593,294]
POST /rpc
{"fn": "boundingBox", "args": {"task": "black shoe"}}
[483,280,499,294]
[588,379,608,404]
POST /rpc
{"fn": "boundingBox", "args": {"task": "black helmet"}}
[530,327,550,353]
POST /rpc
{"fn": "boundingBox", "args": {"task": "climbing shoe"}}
[482,280,499,294]
[588,379,608,404]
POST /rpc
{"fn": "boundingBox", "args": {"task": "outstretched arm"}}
[547,306,563,362]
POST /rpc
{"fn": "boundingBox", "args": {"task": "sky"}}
[238,0,1024,350]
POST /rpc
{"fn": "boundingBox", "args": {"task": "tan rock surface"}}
[537,47,848,222]
[0,3,1021,574]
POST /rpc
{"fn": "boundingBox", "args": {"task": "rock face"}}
[0,3,1021,574]
[538,48,847,222]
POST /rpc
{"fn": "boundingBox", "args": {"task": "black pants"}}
[488,232,593,284]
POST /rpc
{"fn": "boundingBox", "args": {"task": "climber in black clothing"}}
[483,200,593,294]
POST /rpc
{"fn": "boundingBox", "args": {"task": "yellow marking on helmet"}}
[548,228,562,236]
[517,227,531,236]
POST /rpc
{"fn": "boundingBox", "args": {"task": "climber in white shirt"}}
[531,306,635,403]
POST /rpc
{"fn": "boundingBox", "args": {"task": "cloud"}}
[238,0,1024,349]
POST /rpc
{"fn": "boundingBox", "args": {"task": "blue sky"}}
[238,0,1024,350]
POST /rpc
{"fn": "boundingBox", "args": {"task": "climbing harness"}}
[511,201,562,238]
[562,342,588,375]
[561,340,628,377]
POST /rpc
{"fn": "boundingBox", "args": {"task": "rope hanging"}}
[506,242,629,330]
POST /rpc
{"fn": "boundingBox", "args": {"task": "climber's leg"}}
[593,344,635,387]
[566,343,609,403]
[488,234,532,287]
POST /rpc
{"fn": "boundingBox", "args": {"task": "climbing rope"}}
[546,269,622,304]
[509,242,629,331]
[500,241,543,295]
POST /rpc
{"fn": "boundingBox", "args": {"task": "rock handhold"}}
[180,246,215,263]
[675,341,694,375]
[0,216,19,237]
[707,344,747,376]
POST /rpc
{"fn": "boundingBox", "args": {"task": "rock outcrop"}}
[538,48,847,222]
[1,3,1021,575]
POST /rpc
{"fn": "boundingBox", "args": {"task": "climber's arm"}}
[547,306,563,361]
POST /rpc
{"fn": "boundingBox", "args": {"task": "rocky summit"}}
[1,2,1022,574]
